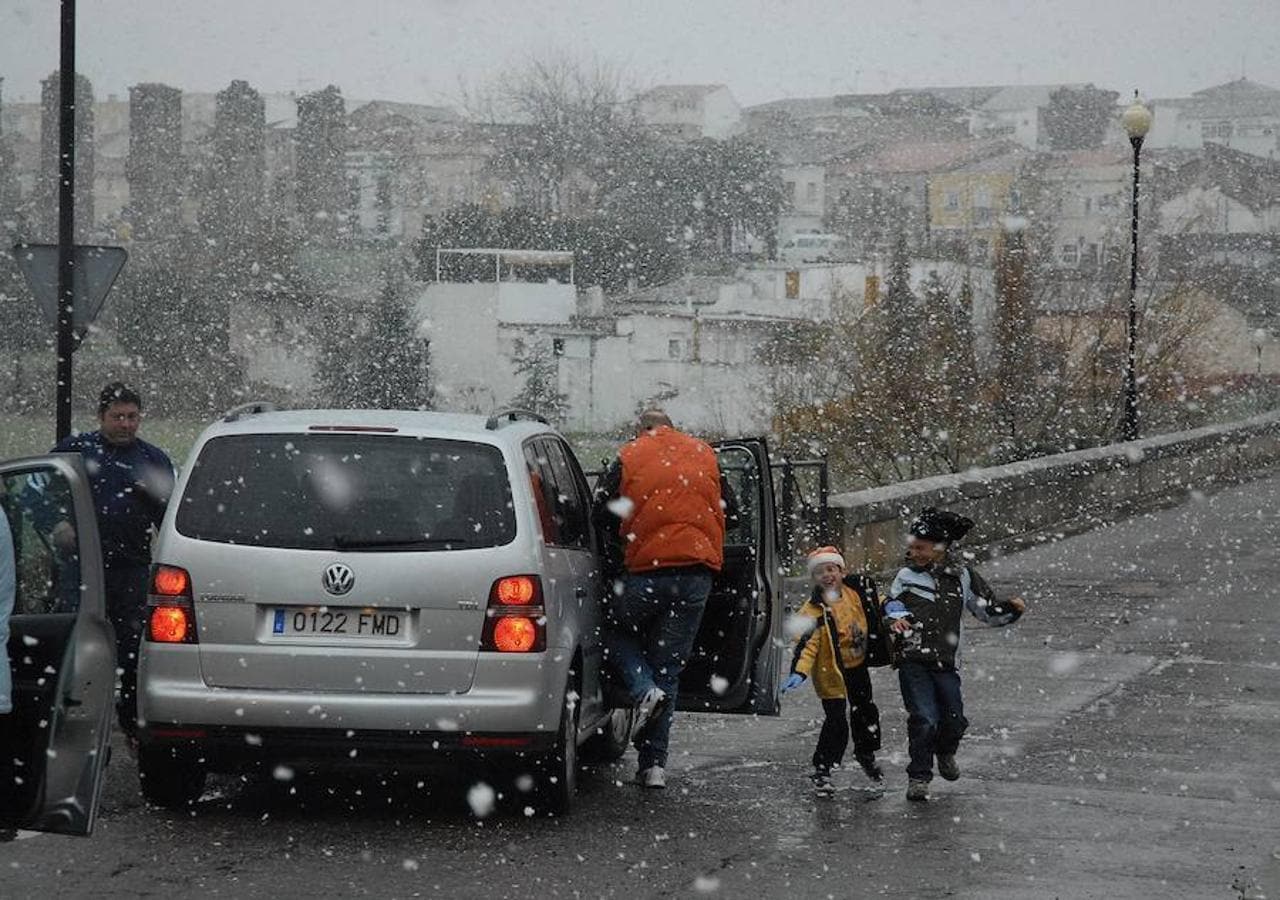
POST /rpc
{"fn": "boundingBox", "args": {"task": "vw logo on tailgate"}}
[321,563,355,596]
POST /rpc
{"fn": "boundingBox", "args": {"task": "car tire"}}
[138,744,207,809]
[580,707,633,764]
[537,684,579,816]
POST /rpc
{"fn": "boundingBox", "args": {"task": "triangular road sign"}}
[11,243,128,330]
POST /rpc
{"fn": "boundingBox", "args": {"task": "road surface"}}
[4,474,1279,899]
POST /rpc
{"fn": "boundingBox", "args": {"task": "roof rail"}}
[221,401,280,423]
[485,408,550,430]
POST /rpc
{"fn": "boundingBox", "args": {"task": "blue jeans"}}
[898,661,968,782]
[605,568,712,770]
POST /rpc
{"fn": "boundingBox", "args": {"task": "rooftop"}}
[828,138,1021,175]
[636,84,729,103]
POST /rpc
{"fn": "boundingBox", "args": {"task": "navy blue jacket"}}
[52,431,175,570]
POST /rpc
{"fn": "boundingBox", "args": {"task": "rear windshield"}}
[176,434,516,550]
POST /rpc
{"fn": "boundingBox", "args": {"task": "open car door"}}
[0,454,116,836]
[677,438,783,715]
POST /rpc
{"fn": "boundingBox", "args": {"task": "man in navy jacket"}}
[48,382,175,740]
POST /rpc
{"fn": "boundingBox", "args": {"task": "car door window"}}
[5,468,82,614]
[717,446,760,548]
[523,441,561,545]
[542,439,592,551]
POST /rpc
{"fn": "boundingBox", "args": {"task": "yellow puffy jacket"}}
[790,583,872,700]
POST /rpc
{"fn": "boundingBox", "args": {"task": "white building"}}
[632,84,743,140]
[415,253,996,434]
[966,84,1087,150]
[1157,143,1280,266]
[1148,79,1280,160]
[777,164,826,242]
[1037,148,1150,271]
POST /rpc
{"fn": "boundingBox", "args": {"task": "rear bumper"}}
[137,724,558,772]
[139,645,571,735]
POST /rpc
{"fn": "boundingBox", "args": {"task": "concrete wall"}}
[828,411,1280,573]
[416,283,507,412]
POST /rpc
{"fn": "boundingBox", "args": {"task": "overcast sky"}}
[2,0,1278,107]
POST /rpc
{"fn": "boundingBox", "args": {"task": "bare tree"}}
[470,54,635,216]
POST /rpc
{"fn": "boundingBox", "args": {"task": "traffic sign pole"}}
[55,0,77,443]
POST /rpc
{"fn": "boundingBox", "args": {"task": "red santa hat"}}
[806,545,846,574]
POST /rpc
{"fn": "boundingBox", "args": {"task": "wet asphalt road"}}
[3,475,1279,899]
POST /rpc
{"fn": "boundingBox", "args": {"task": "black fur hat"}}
[909,507,975,544]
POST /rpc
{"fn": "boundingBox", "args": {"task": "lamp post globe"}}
[1122,98,1154,142]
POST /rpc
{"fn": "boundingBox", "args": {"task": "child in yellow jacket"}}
[782,546,889,796]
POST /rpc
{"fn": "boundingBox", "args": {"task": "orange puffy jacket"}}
[617,426,725,573]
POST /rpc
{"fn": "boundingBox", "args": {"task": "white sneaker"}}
[636,765,666,790]
[633,687,668,733]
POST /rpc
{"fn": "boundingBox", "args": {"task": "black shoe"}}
[856,754,884,782]
[937,753,960,781]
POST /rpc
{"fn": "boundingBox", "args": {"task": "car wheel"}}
[138,744,207,809]
[538,684,579,816]
[581,706,634,763]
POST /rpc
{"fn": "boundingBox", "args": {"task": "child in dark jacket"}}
[782,546,890,797]
[884,508,1027,802]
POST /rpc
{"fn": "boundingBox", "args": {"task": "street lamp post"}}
[1121,93,1153,442]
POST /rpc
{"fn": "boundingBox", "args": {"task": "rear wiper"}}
[333,534,477,550]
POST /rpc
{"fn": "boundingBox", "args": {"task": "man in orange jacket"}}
[592,410,727,790]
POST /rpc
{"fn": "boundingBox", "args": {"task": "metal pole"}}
[1122,134,1143,442]
[818,452,830,544]
[54,0,76,443]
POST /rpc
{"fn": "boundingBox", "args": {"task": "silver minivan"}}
[137,406,782,814]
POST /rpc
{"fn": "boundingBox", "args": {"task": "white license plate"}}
[271,607,405,639]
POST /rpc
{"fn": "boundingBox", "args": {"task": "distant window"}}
[805,182,818,202]
[552,338,565,357]
[974,207,993,225]
[785,270,800,299]
[1008,187,1023,212]
[1060,243,1078,264]
[1202,121,1233,140]
[1083,197,1092,215]
[668,339,683,359]
[973,187,991,209]
[785,181,797,201]
[944,191,960,211]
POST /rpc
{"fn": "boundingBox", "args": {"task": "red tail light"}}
[149,606,193,643]
[493,575,539,606]
[147,564,197,643]
[492,616,538,652]
[480,575,545,653]
[152,565,191,597]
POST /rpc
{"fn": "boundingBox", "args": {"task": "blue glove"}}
[781,673,807,694]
